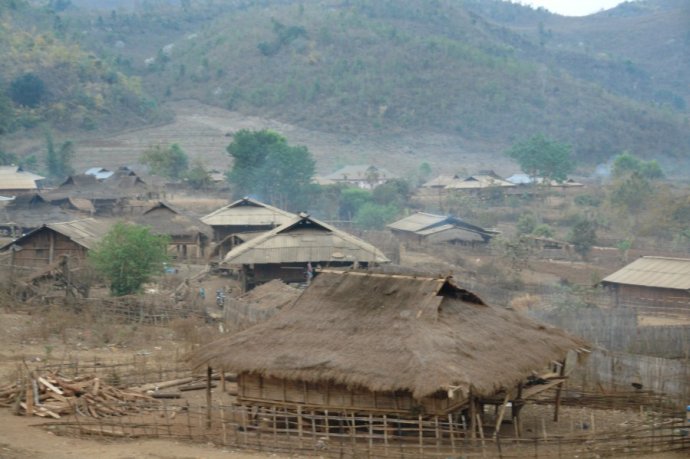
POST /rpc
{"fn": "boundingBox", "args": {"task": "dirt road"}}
[0,409,278,459]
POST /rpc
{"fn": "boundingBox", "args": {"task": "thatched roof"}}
[192,270,586,399]
[221,213,389,265]
[446,175,515,190]
[201,197,295,228]
[134,201,212,239]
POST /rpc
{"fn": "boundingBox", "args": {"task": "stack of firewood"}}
[0,372,156,419]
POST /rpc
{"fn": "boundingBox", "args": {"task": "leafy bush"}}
[353,203,398,230]
[574,194,602,207]
[89,223,170,296]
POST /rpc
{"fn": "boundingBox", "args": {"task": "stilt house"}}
[220,214,389,290]
[387,212,497,246]
[193,270,587,428]
[202,198,295,259]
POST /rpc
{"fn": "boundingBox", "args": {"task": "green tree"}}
[226,129,315,210]
[609,172,654,216]
[0,90,15,135]
[9,73,45,108]
[45,132,74,178]
[516,212,537,235]
[568,217,597,259]
[141,143,189,179]
[372,178,411,208]
[89,223,170,296]
[185,159,212,189]
[353,203,398,230]
[612,152,664,180]
[506,134,574,183]
[338,187,372,220]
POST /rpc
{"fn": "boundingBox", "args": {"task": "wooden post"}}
[206,366,212,428]
[418,414,424,456]
[448,413,456,454]
[470,394,477,441]
[383,414,389,453]
[297,405,303,448]
[324,409,330,440]
[513,383,523,438]
[220,404,227,444]
[553,361,566,422]
[493,392,511,438]
[221,368,226,393]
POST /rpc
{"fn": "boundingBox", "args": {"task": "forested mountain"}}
[3,0,689,165]
[0,0,165,136]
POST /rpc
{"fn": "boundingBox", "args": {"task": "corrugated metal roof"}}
[201,197,296,227]
[0,166,45,191]
[602,256,690,290]
[45,218,113,249]
[387,212,448,232]
[223,214,389,265]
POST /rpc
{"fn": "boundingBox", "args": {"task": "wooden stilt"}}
[553,360,566,422]
[206,366,212,428]
[493,392,511,438]
[469,394,477,441]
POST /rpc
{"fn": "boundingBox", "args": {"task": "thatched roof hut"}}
[134,201,212,262]
[193,270,586,416]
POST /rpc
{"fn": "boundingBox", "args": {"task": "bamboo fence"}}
[40,402,690,458]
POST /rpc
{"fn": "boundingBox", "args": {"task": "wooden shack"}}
[201,197,295,252]
[387,212,496,247]
[134,201,212,262]
[601,256,690,316]
[220,213,389,290]
[0,218,112,274]
[193,270,587,424]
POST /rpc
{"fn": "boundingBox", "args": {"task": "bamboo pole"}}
[206,366,212,428]
[493,392,510,438]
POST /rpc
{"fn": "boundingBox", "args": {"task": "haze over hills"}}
[1,0,689,172]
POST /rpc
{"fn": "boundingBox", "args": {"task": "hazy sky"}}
[508,0,628,16]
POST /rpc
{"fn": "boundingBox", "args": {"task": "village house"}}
[220,213,389,290]
[387,212,497,246]
[0,218,112,274]
[133,201,212,262]
[445,173,515,193]
[201,197,296,260]
[44,168,156,215]
[84,167,114,181]
[0,166,45,195]
[420,174,462,189]
[193,270,586,436]
[601,256,690,316]
[0,194,87,238]
[323,165,396,189]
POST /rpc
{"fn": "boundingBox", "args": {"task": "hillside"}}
[0,0,165,137]
[70,0,688,164]
[2,0,689,171]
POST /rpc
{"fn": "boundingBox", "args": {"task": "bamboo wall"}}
[614,284,690,315]
[11,228,88,269]
[238,374,464,416]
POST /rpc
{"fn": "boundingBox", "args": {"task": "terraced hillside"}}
[12,100,508,178]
